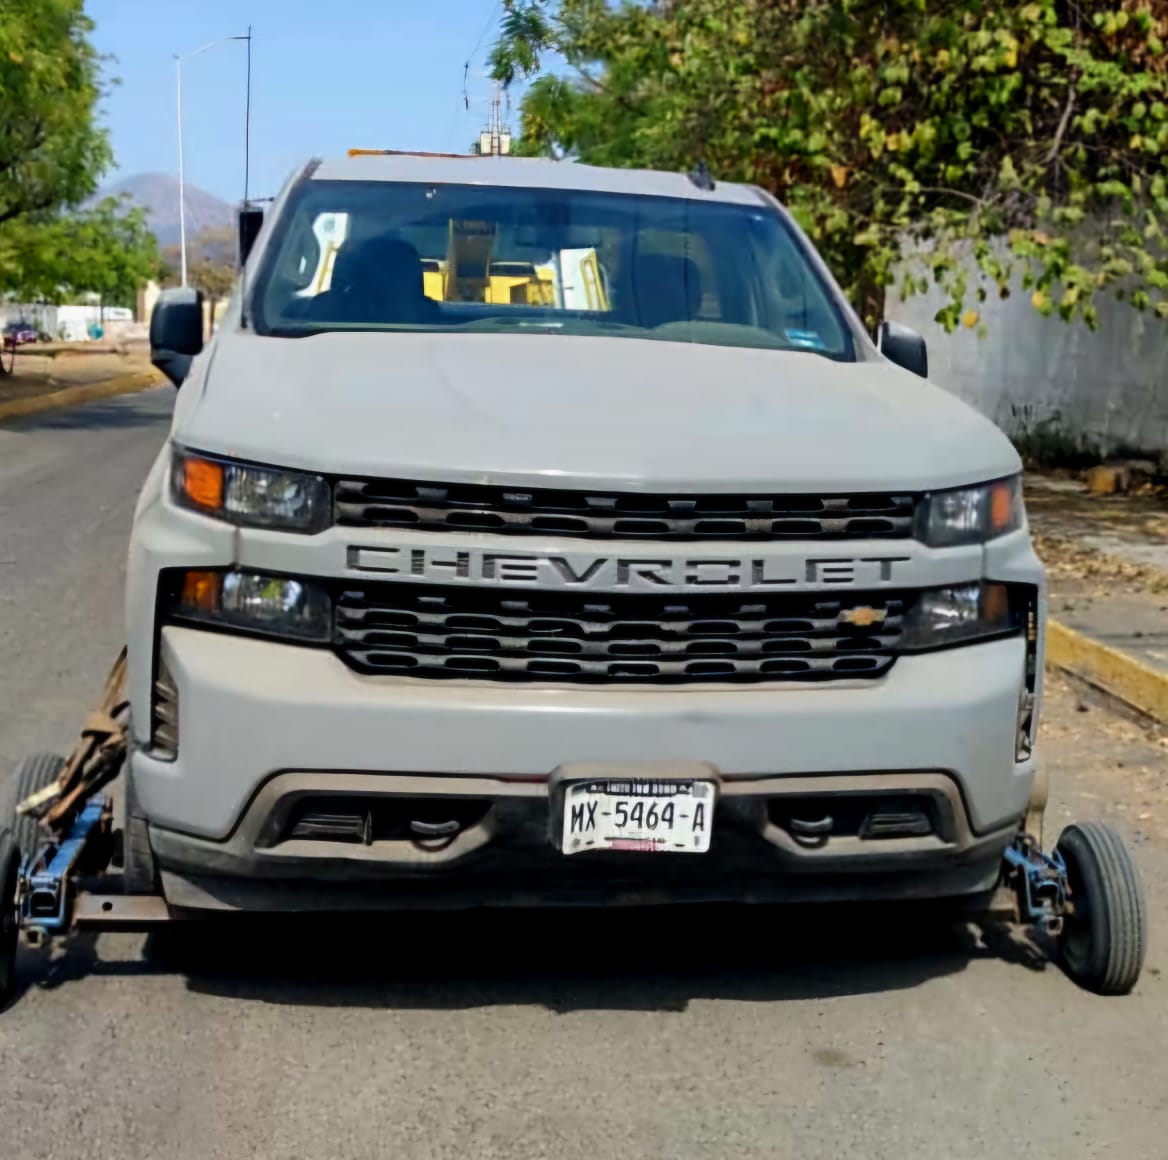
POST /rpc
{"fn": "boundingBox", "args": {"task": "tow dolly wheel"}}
[1055,821,1147,996]
[2,753,67,860]
[0,754,67,1006]
[0,830,19,1006]
[121,775,158,894]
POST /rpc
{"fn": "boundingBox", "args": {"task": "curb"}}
[1047,617,1168,724]
[0,371,163,425]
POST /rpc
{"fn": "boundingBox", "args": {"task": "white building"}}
[1,300,133,342]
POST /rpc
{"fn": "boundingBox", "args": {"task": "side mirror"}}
[877,320,928,379]
[238,204,264,267]
[150,286,204,387]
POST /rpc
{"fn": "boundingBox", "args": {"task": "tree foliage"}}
[0,198,158,309]
[161,226,239,312]
[492,0,1168,330]
[0,0,158,340]
[0,0,112,226]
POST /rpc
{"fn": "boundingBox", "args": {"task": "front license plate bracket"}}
[550,764,720,855]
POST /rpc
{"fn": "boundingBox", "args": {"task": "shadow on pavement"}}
[4,391,171,433]
[24,904,1053,1013]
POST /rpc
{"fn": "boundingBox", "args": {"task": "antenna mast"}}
[478,79,512,156]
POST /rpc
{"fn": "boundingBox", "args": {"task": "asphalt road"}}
[0,389,1165,1159]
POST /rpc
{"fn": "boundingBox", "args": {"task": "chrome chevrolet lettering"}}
[410,548,470,578]
[750,559,796,586]
[549,557,608,584]
[616,559,672,586]
[348,546,912,589]
[805,557,857,584]
[346,545,401,573]
[482,554,541,584]
[689,561,743,586]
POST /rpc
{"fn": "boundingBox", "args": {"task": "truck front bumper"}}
[132,627,1035,910]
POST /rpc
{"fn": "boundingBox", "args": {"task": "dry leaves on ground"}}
[1032,531,1168,597]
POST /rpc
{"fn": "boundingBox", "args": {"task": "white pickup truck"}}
[48,150,1134,995]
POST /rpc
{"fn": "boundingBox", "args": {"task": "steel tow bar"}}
[1002,831,1070,936]
[17,794,111,945]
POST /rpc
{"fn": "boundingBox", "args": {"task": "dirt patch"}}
[1033,529,1168,598]
[1041,673,1168,843]
[1027,478,1168,545]
[0,342,152,405]
[1027,472,1168,599]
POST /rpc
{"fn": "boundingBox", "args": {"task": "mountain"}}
[99,173,234,247]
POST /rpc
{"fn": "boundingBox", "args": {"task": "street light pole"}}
[176,55,188,288]
[244,26,252,207]
[174,33,251,288]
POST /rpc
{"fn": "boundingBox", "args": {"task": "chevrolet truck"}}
[1,151,1144,1002]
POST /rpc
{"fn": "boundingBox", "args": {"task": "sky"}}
[86,0,517,203]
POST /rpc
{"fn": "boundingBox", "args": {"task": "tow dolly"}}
[0,653,1147,1007]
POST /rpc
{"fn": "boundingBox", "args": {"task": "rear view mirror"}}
[877,320,928,379]
[238,204,264,266]
[150,287,204,387]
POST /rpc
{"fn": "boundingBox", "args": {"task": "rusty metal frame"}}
[8,649,174,936]
[17,649,129,837]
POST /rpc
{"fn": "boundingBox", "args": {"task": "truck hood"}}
[177,331,1020,492]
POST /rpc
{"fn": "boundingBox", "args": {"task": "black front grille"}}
[334,584,910,684]
[334,478,917,541]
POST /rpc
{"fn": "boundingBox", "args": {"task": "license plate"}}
[561,779,716,855]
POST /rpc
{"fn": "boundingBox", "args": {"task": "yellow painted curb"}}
[1047,617,1168,723]
[0,371,164,424]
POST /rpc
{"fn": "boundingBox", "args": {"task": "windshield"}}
[252,179,854,358]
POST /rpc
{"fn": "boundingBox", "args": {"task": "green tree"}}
[492,0,1168,330]
[0,198,158,309]
[185,227,240,324]
[0,0,111,226]
[0,1,159,367]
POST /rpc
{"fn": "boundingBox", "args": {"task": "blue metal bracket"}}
[17,794,109,935]
[1002,832,1068,932]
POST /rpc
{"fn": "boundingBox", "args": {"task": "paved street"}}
[0,390,1166,1159]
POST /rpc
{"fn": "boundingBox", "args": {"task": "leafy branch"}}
[491,0,1168,331]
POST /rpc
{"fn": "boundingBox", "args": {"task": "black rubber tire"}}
[121,775,158,895]
[1056,821,1147,995]
[0,753,66,864]
[0,830,19,1007]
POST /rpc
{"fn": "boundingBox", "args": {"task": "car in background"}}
[3,320,38,348]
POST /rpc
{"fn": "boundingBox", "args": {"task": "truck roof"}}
[310,152,765,205]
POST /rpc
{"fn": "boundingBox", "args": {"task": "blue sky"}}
[87,0,516,202]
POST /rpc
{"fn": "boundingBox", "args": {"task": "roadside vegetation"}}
[492,1,1168,332]
[0,0,158,375]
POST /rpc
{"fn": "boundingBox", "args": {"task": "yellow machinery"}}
[423,220,566,307]
[304,212,607,311]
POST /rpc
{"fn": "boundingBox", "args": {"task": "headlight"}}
[917,477,1024,547]
[172,448,331,533]
[900,582,1021,651]
[174,569,332,642]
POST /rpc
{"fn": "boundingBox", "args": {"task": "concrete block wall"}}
[886,272,1168,461]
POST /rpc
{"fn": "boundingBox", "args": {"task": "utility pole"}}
[175,32,252,288]
[243,26,253,206]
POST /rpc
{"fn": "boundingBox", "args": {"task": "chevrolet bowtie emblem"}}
[840,606,886,628]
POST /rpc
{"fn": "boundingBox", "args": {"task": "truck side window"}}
[745,215,847,354]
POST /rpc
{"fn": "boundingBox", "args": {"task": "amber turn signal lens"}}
[182,456,224,511]
[180,570,221,613]
[981,581,1010,624]
[989,480,1016,533]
